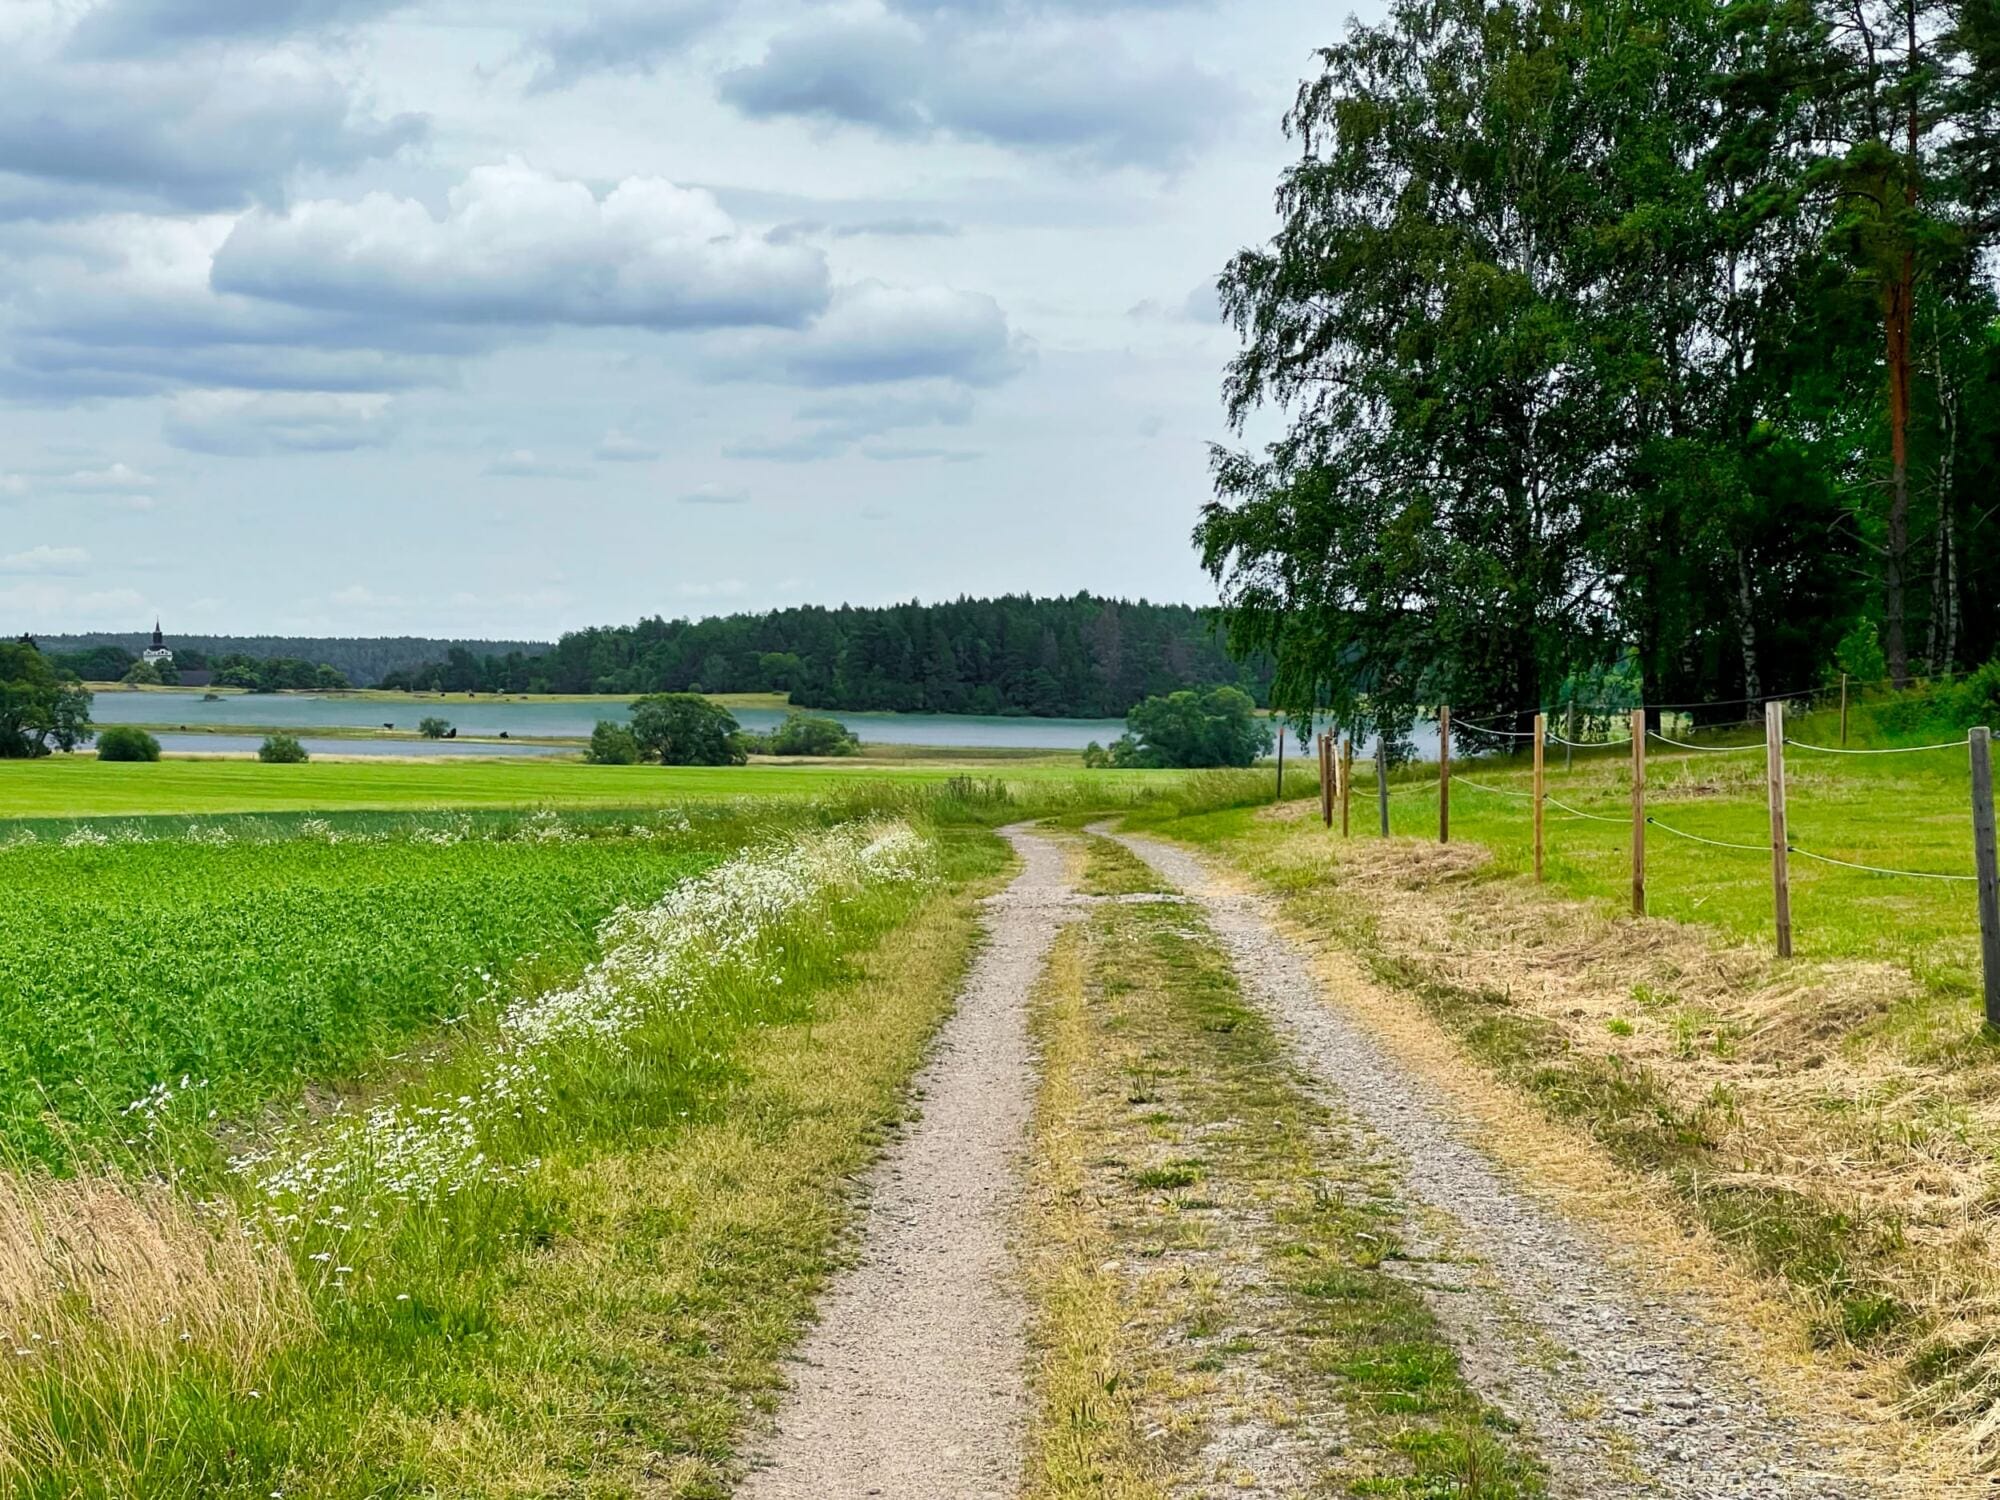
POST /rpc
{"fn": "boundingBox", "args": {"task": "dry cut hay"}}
[1250,827,2000,1465]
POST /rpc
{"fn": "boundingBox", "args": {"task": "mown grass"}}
[0,756,1298,823]
[1022,834,1543,1497]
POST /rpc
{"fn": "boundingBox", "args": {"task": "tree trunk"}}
[1736,548,1761,723]
[1883,256,1914,688]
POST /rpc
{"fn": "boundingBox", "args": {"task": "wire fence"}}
[1299,701,2000,1022]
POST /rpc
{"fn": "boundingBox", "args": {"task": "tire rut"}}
[1104,827,1885,1500]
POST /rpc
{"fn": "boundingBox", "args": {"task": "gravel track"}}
[1107,828,1884,1500]
[738,826,1079,1500]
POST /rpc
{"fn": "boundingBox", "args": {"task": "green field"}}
[0,815,722,1167]
[0,755,1161,820]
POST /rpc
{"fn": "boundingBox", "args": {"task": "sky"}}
[0,0,1337,640]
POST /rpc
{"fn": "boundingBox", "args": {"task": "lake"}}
[90,692,1134,752]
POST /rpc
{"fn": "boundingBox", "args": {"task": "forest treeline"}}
[381,596,1270,717]
[1200,0,2000,731]
[34,635,550,688]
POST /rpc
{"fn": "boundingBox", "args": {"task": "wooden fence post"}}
[1566,697,1577,774]
[1377,739,1390,838]
[1533,711,1546,883]
[1972,726,1999,1027]
[1275,724,1285,801]
[1340,737,1353,837]
[1630,708,1646,917]
[1439,705,1451,844]
[1765,700,1793,958]
[1320,733,1334,829]
[1840,672,1850,748]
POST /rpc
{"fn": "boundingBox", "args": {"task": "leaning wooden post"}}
[1340,737,1353,837]
[1438,705,1452,844]
[1376,738,1390,838]
[1765,700,1794,958]
[1533,711,1547,883]
[1840,672,1850,748]
[1275,723,1285,801]
[1630,708,1646,917]
[1971,726,2000,1027]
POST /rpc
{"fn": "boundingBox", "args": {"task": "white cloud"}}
[594,430,661,462]
[484,448,590,479]
[163,390,396,455]
[0,583,145,623]
[213,161,831,332]
[0,545,89,574]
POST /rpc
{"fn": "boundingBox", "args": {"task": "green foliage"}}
[1114,687,1273,769]
[762,712,861,757]
[212,655,349,693]
[401,595,1271,716]
[585,719,641,765]
[120,659,165,687]
[1835,621,1889,687]
[1204,0,2000,731]
[0,828,709,1166]
[0,642,93,759]
[95,727,161,762]
[1947,660,2000,730]
[418,716,452,739]
[257,733,310,764]
[629,694,746,766]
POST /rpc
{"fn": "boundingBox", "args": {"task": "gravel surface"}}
[738,826,1079,1500]
[1108,829,1884,1500]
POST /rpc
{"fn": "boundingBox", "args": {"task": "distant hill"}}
[34,634,552,688]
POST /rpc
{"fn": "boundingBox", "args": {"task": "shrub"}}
[765,713,860,757]
[96,726,161,762]
[1947,659,2000,730]
[586,721,641,765]
[418,716,452,740]
[258,733,309,764]
[628,694,745,766]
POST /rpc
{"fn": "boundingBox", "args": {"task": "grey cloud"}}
[720,18,1235,168]
[720,282,1027,389]
[770,216,962,244]
[68,0,410,55]
[163,391,397,455]
[860,445,981,463]
[213,162,831,331]
[526,1,725,92]
[679,484,748,505]
[730,383,976,464]
[0,47,424,212]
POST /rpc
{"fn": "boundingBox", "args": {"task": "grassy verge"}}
[7,820,1009,1496]
[1143,803,2000,1464]
[1022,835,1543,1497]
